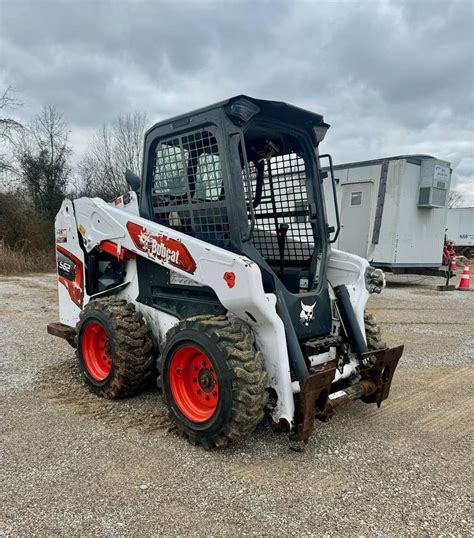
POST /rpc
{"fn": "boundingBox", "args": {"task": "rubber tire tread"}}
[76,298,155,398]
[161,314,268,448]
[364,312,387,351]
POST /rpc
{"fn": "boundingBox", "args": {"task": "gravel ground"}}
[1,273,473,537]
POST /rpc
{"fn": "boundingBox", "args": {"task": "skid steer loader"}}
[48,96,403,448]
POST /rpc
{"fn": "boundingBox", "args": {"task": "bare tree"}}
[14,105,71,220]
[77,112,147,199]
[448,190,464,208]
[0,86,23,175]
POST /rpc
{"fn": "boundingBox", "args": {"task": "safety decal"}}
[127,221,197,274]
[56,228,67,243]
[223,272,236,288]
[56,245,84,309]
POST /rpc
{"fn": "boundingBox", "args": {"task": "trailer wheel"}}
[364,312,387,351]
[160,315,268,448]
[462,247,473,259]
[76,298,155,398]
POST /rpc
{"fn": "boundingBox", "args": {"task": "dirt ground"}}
[1,273,473,536]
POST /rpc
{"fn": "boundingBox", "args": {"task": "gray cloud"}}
[1,0,472,201]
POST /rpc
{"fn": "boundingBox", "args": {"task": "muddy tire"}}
[364,312,387,351]
[160,314,268,448]
[76,298,155,398]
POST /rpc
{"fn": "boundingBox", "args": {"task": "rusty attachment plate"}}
[360,344,404,407]
[290,344,404,443]
[47,322,76,348]
[290,360,337,443]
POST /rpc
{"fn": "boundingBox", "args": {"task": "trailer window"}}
[350,191,362,206]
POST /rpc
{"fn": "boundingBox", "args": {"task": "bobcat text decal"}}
[127,221,197,274]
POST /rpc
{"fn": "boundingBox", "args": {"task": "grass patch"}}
[0,245,55,275]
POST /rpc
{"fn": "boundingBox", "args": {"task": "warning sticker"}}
[169,272,202,287]
[328,390,346,400]
[56,228,67,243]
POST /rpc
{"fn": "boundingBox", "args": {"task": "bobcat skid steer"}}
[48,96,403,448]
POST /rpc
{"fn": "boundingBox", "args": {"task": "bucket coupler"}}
[291,344,404,443]
[291,285,404,443]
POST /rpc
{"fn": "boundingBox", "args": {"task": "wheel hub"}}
[198,368,215,392]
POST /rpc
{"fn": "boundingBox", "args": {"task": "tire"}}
[160,314,268,448]
[463,247,473,259]
[76,298,155,398]
[364,312,387,351]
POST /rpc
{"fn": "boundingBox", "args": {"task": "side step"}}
[47,322,76,348]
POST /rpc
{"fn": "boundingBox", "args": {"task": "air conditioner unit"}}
[418,159,451,208]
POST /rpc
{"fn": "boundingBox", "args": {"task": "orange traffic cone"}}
[457,264,471,291]
[450,256,457,273]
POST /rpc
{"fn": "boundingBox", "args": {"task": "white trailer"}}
[446,207,474,258]
[324,155,452,273]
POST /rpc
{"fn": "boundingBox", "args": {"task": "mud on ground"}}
[1,273,473,536]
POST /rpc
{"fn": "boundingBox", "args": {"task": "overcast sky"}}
[1,0,473,203]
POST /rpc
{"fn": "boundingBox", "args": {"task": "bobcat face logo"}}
[300,301,316,326]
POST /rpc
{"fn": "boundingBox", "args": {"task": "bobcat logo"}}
[300,301,316,326]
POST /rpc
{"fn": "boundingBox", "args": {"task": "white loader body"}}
[55,192,374,427]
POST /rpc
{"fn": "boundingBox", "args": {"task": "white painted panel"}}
[447,208,474,246]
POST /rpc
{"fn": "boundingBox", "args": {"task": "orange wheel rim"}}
[169,345,219,422]
[82,321,112,381]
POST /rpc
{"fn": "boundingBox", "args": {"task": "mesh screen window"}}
[244,152,314,264]
[152,130,230,248]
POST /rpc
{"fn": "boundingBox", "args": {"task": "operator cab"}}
[140,96,334,337]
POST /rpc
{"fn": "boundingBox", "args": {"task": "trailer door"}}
[339,182,373,258]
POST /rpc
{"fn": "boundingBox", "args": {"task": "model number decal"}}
[57,251,76,281]
[127,221,197,274]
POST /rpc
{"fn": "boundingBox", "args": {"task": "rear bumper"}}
[291,345,404,442]
[47,322,76,347]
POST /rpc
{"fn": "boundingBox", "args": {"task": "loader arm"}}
[73,193,296,425]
